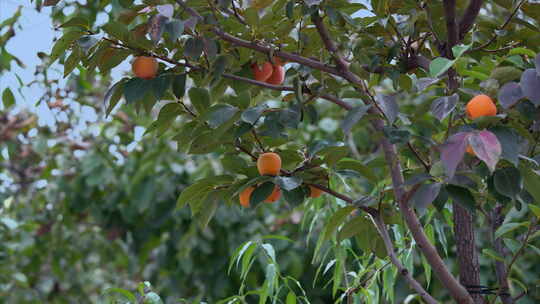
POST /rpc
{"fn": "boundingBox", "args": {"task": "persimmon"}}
[465,94,497,119]
[266,65,285,85]
[257,152,282,176]
[272,56,285,66]
[251,62,273,82]
[466,145,475,156]
[265,186,281,203]
[309,186,323,198]
[239,186,255,208]
[132,56,159,79]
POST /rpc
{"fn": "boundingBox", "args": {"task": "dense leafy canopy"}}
[2,0,540,303]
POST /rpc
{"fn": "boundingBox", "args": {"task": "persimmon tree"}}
[16,0,540,302]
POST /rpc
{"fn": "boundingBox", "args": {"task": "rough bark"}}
[453,202,483,304]
[491,204,513,304]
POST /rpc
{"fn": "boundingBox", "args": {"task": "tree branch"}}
[372,216,438,304]
[372,119,474,304]
[458,0,484,40]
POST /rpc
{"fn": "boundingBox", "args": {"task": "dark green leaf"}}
[2,87,15,108]
[188,87,211,114]
[446,185,476,213]
[172,74,187,99]
[204,104,238,128]
[184,37,204,60]
[241,103,268,125]
[341,105,370,135]
[249,182,275,207]
[282,187,306,206]
[493,167,522,200]
[124,78,152,104]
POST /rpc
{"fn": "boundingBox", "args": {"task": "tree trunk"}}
[491,204,513,304]
[453,202,483,304]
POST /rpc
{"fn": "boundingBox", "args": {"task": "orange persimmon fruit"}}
[239,186,255,208]
[251,61,273,82]
[132,56,159,79]
[465,94,497,119]
[257,152,282,176]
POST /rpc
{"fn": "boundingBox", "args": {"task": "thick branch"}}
[311,13,349,72]
[443,0,459,50]
[458,0,484,40]
[372,216,438,304]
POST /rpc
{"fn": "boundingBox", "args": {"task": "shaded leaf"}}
[165,19,184,41]
[124,78,153,104]
[410,183,442,211]
[376,94,398,123]
[468,130,502,173]
[341,105,370,135]
[282,187,306,206]
[493,167,522,200]
[446,185,476,213]
[172,74,187,99]
[498,82,524,109]
[204,104,238,128]
[520,69,540,106]
[495,222,527,239]
[431,93,458,121]
[188,87,211,114]
[184,37,204,60]
[274,176,302,191]
[250,182,275,207]
[241,103,268,125]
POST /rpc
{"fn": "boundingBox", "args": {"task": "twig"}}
[470,0,526,52]
[504,218,537,281]
[372,216,438,304]
[407,142,430,172]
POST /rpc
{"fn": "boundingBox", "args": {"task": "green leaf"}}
[123,78,154,104]
[63,47,81,77]
[286,291,297,304]
[104,78,127,117]
[341,105,370,135]
[102,21,129,41]
[335,158,377,184]
[188,87,211,114]
[60,16,90,30]
[429,57,455,78]
[493,167,522,200]
[446,185,476,213]
[176,175,234,209]
[482,248,505,262]
[520,166,540,203]
[495,222,527,239]
[49,30,85,64]
[151,75,173,100]
[203,104,238,128]
[250,182,275,207]
[282,187,306,206]
[165,19,184,41]
[184,37,204,60]
[322,206,356,241]
[337,216,365,242]
[529,204,540,218]
[145,102,183,135]
[274,176,302,191]
[2,87,15,108]
[103,288,136,302]
[451,44,471,58]
[241,103,268,125]
[172,74,187,99]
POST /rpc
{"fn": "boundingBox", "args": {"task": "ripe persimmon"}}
[272,56,285,66]
[265,186,281,203]
[465,94,497,119]
[239,186,255,207]
[466,145,475,156]
[252,62,273,82]
[309,186,323,198]
[266,65,285,85]
[132,56,159,79]
[257,152,282,176]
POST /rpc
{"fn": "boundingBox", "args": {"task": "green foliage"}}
[3,0,540,303]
